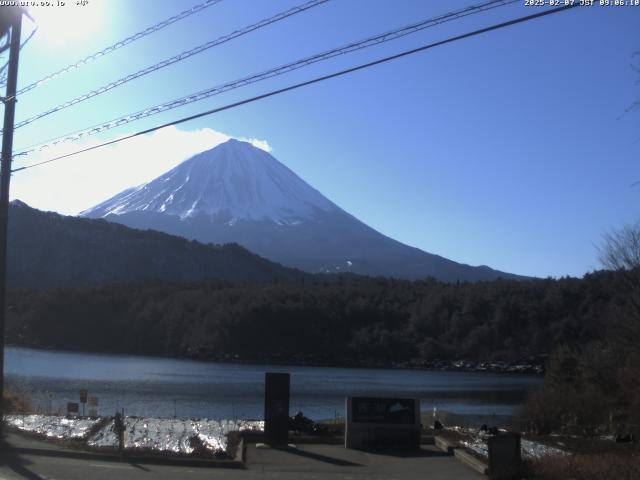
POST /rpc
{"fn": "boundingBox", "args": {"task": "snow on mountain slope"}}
[82,139,521,281]
[83,139,337,223]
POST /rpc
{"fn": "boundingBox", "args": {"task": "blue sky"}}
[5,0,639,278]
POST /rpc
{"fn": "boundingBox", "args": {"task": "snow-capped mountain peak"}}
[82,139,337,223]
[82,136,521,282]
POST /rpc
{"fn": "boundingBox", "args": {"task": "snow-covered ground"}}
[88,417,263,454]
[4,414,263,456]
[448,426,566,460]
[5,414,100,439]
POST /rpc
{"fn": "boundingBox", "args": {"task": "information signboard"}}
[345,396,420,449]
[351,397,416,425]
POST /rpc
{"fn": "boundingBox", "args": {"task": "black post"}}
[264,372,290,446]
[114,411,125,454]
[0,8,22,438]
[488,432,522,479]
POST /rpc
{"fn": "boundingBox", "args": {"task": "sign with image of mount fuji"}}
[345,396,420,449]
[351,397,417,424]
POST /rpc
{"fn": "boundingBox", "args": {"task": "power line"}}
[13,0,516,158]
[2,0,224,94]
[9,0,329,131]
[12,3,578,174]
[0,26,37,86]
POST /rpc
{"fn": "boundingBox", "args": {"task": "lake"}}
[5,347,542,420]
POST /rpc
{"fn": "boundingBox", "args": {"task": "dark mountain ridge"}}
[7,200,305,289]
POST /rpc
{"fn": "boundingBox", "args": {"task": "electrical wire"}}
[13,0,516,157]
[5,0,224,94]
[9,0,329,130]
[0,26,37,90]
[12,3,579,174]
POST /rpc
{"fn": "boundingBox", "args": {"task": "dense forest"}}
[7,201,305,289]
[7,263,640,436]
[5,269,630,368]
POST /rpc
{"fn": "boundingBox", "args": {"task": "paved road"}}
[0,432,483,480]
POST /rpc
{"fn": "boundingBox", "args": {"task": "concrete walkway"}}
[0,432,483,479]
[246,443,484,479]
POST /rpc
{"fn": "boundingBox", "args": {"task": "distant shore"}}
[8,344,544,375]
[186,356,545,375]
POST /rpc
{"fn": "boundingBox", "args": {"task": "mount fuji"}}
[81,139,518,281]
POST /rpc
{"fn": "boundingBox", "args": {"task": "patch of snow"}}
[105,204,126,215]
[449,427,567,460]
[5,414,100,440]
[182,200,199,220]
[88,417,263,455]
[460,438,487,457]
[5,414,263,456]
[521,439,567,460]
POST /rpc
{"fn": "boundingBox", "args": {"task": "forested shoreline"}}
[4,269,628,369]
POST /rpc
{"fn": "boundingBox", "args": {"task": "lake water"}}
[5,347,542,420]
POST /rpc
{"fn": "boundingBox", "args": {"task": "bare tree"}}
[598,222,640,364]
[599,221,640,271]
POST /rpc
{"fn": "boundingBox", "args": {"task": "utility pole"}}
[0,7,23,439]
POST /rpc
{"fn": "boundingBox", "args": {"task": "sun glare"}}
[28,0,106,47]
